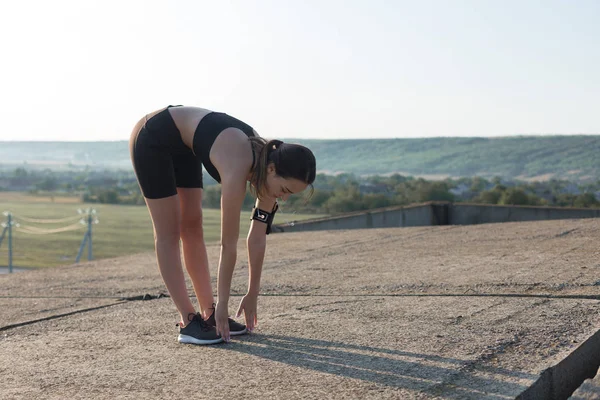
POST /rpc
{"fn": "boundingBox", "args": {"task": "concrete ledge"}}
[273,202,600,233]
[272,203,439,233]
[517,329,600,400]
[451,203,600,226]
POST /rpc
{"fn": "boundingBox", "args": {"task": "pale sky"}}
[0,0,598,141]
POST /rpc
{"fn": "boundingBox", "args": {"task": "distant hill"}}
[1,136,599,181]
[0,141,132,170]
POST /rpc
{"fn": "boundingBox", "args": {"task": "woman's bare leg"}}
[177,187,215,319]
[145,194,196,324]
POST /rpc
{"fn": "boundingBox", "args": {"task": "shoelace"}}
[193,313,214,332]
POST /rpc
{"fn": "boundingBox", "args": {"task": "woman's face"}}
[265,164,308,201]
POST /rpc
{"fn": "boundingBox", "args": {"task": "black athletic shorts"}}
[129,106,203,199]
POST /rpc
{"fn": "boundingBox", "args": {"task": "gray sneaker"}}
[177,313,223,345]
[205,304,248,336]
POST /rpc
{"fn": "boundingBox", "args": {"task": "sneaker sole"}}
[178,334,224,345]
[230,328,248,336]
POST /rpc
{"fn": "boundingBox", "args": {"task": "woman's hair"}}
[248,137,316,200]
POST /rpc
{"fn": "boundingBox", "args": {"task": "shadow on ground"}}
[227,334,536,399]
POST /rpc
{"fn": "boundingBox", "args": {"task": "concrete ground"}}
[572,375,600,399]
[1,218,600,399]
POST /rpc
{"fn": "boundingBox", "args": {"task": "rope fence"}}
[9,213,83,224]
[16,221,84,235]
[0,209,98,273]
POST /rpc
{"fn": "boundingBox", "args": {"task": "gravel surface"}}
[1,218,599,399]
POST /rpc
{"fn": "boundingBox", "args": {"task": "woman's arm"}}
[209,128,254,341]
[246,197,277,295]
[212,174,247,341]
[235,197,277,331]
[217,176,247,305]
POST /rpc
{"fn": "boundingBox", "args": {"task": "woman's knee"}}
[145,196,182,246]
[180,215,204,240]
[154,226,182,247]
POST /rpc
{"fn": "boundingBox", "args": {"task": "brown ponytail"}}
[248,137,278,199]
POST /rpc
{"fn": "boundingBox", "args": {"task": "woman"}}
[129,105,316,345]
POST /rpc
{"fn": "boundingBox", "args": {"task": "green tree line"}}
[2,168,599,214]
[85,173,600,213]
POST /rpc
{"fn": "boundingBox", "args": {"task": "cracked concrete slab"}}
[5,219,600,299]
[1,218,600,399]
[1,296,598,399]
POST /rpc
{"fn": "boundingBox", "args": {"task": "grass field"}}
[0,193,324,268]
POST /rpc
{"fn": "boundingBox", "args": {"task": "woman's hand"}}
[236,293,258,332]
[215,301,231,342]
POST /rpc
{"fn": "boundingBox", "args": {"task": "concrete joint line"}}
[0,300,127,332]
[516,328,600,400]
[122,293,169,301]
[0,295,126,300]
[259,293,600,301]
[0,293,168,332]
